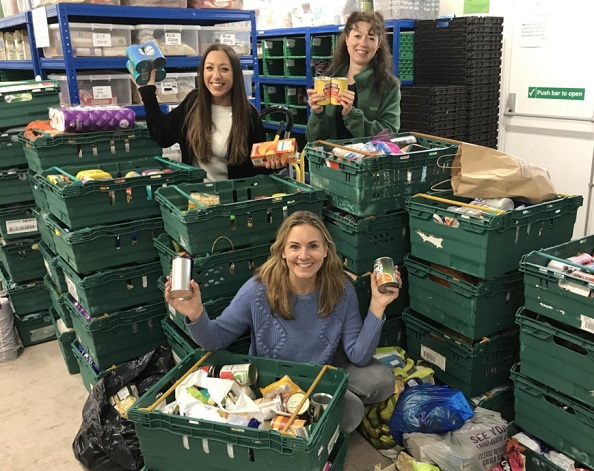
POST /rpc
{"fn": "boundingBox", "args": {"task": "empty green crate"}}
[37,242,68,293]
[57,259,163,317]
[520,235,594,331]
[46,214,164,274]
[310,35,334,57]
[263,58,284,76]
[284,37,306,56]
[517,307,594,407]
[262,38,284,57]
[71,339,111,393]
[0,203,38,240]
[37,156,206,230]
[0,128,27,168]
[44,274,72,328]
[285,58,307,77]
[128,349,348,471]
[377,316,406,348]
[511,364,594,468]
[19,124,162,174]
[324,207,410,274]
[263,84,285,103]
[0,238,46,283]
[0,269,50,316]
[48,305,79,374]
[404,254,524,339]
[0,167,33,204]
[67,298,166,369]
[32,208,56,253]
[155,175,325,255]
[154,233,269,300]
[15,310,55,347]
[406,193,582,279]
[0,80,60,129]
[306,133,457,217]
[403,308,519,397]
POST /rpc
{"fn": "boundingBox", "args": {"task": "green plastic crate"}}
[406,193,583,278]
[0,167,33,204]
[310,35,334,57]
[0,238,46,283]
[468,384,514,423]
[155,175,325,255]
[128,349,348,471]
[517,307,594,407]
[284,37,306,57]
[0,203,38,240]
[262,84,285,104]
[67,297,166,369]
[0,80,60,129]
[510,364,594,468]
[71,339,111,393]
[0,268,51,316]
[403,308,519,397]
[520,235,594,332]
[285,58,307,78]
[0,128,27,168]
[377,316,406,348]
[37,241,68,293]
[46,214,163,274]
[57,258,163,317]
[306,133,457,217]
[324,207,410,274]
[44,274,72,328]
[404,254,524,339]
[154,233,270,301]
[37,156,206,229]
[262,38,283,57]
[285,86,307,106]
[48,305,79,374]
[161,316,195,362]
[14,310,55,347]
[19,124,163,174]
[263,58,284,76]
[32,208,56,253]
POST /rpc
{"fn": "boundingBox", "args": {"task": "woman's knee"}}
[346,359,395,404]
[340,390,364,434]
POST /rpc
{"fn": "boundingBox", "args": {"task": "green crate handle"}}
[169,185,211,209]
[415,193,505,214]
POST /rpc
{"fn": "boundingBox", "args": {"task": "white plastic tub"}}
[43,23,133,58]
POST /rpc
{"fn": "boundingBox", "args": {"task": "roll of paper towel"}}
[49,106,136,132]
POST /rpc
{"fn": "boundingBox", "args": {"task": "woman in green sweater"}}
[305,11,401,141]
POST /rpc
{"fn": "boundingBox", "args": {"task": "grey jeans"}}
[332,346,396,433]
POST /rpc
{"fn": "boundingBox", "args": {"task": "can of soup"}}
[374,257,400,293]
[314,76,331,106]
[330,77,348,105]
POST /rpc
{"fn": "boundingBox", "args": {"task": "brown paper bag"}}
[450,142,558,204]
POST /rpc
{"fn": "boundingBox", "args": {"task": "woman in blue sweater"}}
[165,210,401,433]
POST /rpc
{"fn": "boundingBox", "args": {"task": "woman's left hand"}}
[264,155,285,170]
[369,267,401,318]
[338,89,356,116]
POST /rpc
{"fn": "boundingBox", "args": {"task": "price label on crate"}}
[287,87,296,96]
[160,80,178,95]
[6,218,37,235]
[420,344,446,371]
[65,276,79,302]
[92,32,112,48]
[93,86,113,100]
[165,32,182,46]
[312,37,321,46]
[219,33,236,46]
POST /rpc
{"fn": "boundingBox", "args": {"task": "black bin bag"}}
[73,345,175,471]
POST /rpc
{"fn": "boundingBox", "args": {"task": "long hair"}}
[184,44,253,166]
[326,11,398,93]
[255,211,346,320]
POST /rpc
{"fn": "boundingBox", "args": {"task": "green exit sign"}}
[528,87,585,100]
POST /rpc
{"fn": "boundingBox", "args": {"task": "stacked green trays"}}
[26,170,51,213]
[0,238,46,283]
[154,233,270,300]
[37,241,68,292]
[161,316,194,362]
[403,308,519,396]
[284,37,306,57]
[310,35,334,58]
[0,268,50,316]
[510,363,594,468]
[377,316,406,349]
[306,133,458,217]
[262,38,284,57]
[0,128,27,168]
[71,339,111,393]
[0,80,60,129]
[516,307,594,407]
[128,349,348,471]
[155,175,325,254]
[19,123,162,173]
[48,305,79,374]
[56,259,163,316]
[44,274,72,328]
[285,58,307,78]
[45,214,164,274]
[520,235,594,330]
[32,208,56,252]
[0,167,33,204]
[0,203,39,240]
[324,207,410,274]
[37,156,206,229]
[406,193,583,278]
[14,310,55,347]
[66,298,166,369]
[507,422,571,471]
[404,254,524,339]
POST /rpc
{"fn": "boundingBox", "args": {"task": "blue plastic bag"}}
[388,384,474,445]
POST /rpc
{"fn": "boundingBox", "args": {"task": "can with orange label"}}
[330,77,348,105]
[374,257,400,293]
[314,76,331,106]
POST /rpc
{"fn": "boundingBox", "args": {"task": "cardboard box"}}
[250,138,298,167]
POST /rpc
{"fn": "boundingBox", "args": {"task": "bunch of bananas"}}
[359,393,400,450]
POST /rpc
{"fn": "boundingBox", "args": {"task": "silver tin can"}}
[170,257,193,300]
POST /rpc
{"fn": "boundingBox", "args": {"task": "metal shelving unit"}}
[0,11,41,77]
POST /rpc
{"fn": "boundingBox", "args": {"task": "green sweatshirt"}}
[305,64,401,142]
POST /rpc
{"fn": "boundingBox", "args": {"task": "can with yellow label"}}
[314,76,331,106]
[330,77,348,105]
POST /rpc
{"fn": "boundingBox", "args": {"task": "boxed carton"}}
[250,137,298,167]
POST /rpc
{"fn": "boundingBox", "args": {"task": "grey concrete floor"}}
[1,340,393,471]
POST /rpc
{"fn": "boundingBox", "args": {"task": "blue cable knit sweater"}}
[186,277,385,366]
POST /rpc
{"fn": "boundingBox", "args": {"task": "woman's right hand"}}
[132,68,157,89]
[164,277,204,323]
[307,88,325,114]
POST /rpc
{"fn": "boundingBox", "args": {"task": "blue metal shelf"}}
[0,60,35,70]
[0,12,29,29]
[258,77,307,86]
[39,56,254,70]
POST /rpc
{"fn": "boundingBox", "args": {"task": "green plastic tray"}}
[0,238,46,283]
[32,208,56,253]
[511,364,594,468]
[517,307,594,407]
[37,156,206,229]
[406,193,582,278]
[403,308,519,396]
[520,235,594,332]
[67,297,166,369]
[14,310,55,347]
[155,175,325,255]
[468,384,514,423]
[46,213,164,274]
[26,169,51,213]
[37,241,68,293]
[48,305,79,374]
[0,268,51,316]
[19,123,163,173]
[0,79,60,129]
[0,203,38,240]
[306,133,458,217]
[324,207,410,274]
[71,339,111,393]
[154,232,270,301]
[44,274,72,329]
[57,258,163,317]
[405,254,524,339]
[128,349,348,471]
[377,316,406,348]
[161,316,195,362]
[0,167,33,204]
[0,128,27,168]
